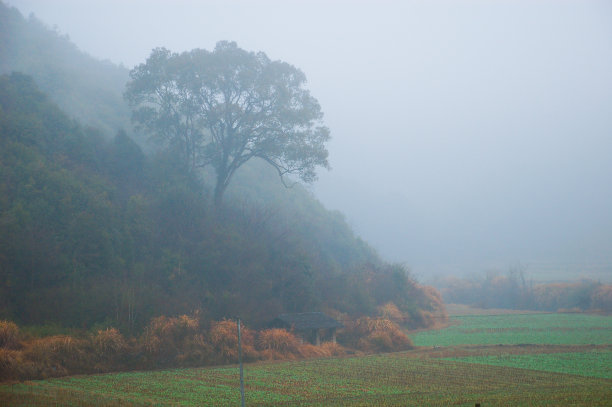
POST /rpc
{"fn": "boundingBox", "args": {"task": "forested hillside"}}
[0,1,444,336]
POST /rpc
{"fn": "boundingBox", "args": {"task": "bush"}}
[176,333,213,365]
[0,320,20,349]
[208,319,258,364]
[341,317,413,353]
[91,328,129,370]
[141,314,200,364]
[92,328,127,357]
[257,329,300,353]
[257,329,300,360]
[23,335,90,378]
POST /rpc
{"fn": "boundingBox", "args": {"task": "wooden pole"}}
[238,318,245,407]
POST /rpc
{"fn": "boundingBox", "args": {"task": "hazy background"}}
[8,0,612,282]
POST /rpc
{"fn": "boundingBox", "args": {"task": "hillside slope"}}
[0,2,444,334]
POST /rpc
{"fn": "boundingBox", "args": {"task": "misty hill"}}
[0,1,443,333]
[0,1,131,137]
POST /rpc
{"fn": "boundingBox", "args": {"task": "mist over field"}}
[8,0,612,282]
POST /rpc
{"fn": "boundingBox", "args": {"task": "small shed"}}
[270,312,343,346]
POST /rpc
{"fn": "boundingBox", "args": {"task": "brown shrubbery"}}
[0,310,421,382]
[142,315,199,361]
[340,317,413,353]
[208,319,257,363]
[257,328,301,360]
[23,335,90,378]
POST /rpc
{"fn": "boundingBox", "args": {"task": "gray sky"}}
[8,0,612,281]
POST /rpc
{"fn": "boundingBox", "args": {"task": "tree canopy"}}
[125,41,330,206]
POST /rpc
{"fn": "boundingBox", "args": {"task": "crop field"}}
[411,313,612,346]
[444,350,612,379]
[2,312,611,406]
[2,354,611,406]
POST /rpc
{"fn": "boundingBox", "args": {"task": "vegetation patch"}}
[411,313,612,347]
[444,350,612,379]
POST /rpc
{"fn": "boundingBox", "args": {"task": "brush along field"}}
[2,313,611,406]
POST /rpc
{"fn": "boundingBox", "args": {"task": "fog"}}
[9,0,612,282]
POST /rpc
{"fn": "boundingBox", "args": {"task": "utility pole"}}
[238,318,245,407]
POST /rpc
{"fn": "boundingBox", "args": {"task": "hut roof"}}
[272,312,342,330]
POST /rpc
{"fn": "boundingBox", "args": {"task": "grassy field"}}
[2,312,611,406]
[411,313,612,346]
[444,350,612,379]
[2,354,611,406]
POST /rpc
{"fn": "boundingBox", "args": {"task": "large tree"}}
[125,41,330,206]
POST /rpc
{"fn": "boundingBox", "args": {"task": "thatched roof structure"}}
[271,312,342,330]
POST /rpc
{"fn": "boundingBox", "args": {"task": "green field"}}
[445,350,612,379]
[2,354,611,406]
[411,313,612,346]
[2,313,611,406]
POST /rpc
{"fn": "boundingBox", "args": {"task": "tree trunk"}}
[213,176,227,208]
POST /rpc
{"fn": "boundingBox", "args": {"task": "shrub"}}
[176,333,213,365]
[91,328,129,370]
[92,328,127,357]
[341,317,413,353]
[208,319,258,363]
[257,329,300,353]
[0,320,20,349]
[257,329,300,360]
[23,335,90,378]
[141,314,200,364]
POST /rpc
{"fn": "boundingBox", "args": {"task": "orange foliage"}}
[257,329,300,354]
[208,319,258,363]
[377,302,404,321]
[342,317,413,353]
[142,314,199,357]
